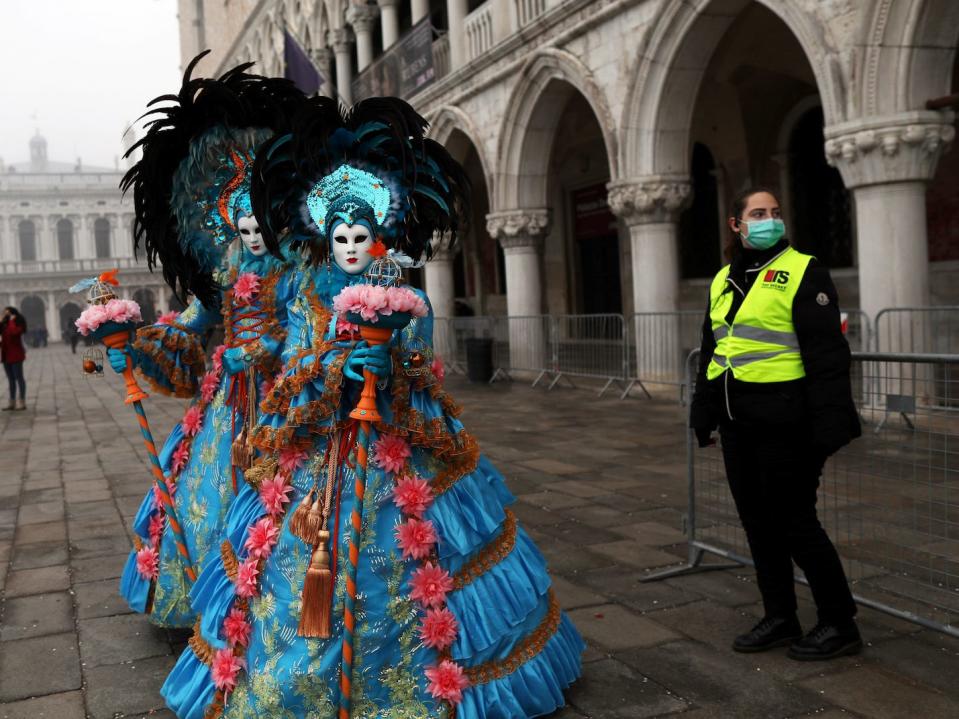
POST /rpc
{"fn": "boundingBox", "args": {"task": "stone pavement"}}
[1,344,958,719]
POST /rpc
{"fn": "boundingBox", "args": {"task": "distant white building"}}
[0,133,174,343]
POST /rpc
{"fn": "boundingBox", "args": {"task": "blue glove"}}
[221,347,251,376]
[344,342,391,382]
[107,347,131,374]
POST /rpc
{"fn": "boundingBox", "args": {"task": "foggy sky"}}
[0,0,182,170]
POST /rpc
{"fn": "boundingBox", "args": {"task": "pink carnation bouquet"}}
[332,284,428,325]
[75,299,142,337]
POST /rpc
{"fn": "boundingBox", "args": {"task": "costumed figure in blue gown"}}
[113,53,307,627]
[163,98,583,718]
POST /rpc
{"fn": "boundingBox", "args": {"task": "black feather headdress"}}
[252,96,471,267]
[120,51,307,308]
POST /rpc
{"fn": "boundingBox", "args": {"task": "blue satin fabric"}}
[119,257,298,628]
[163,274,583,718]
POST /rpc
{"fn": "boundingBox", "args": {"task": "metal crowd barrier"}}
[623,311,704,398]
[644,349,959,638]
[874,306,959,354]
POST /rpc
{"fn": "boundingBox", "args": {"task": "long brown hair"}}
[724,186,781,261]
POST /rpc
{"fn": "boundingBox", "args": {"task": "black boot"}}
[787,621,862,661]
[733,615,802,653]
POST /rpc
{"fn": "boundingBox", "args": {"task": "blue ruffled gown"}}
[120,253,298,628]
[164,264,583,717]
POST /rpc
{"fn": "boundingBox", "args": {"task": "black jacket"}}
[689,240,861,457]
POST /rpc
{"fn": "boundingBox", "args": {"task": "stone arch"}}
[620,0,842,179]
[494,47,618,210]
[862,0,959,116]
[20,295,45,331]
[427,105,494,197]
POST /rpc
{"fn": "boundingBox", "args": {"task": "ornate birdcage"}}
[86,277,119,306]
[364,252,403,288]
[82,348,104,377]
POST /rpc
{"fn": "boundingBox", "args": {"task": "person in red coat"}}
[1,307,27,411]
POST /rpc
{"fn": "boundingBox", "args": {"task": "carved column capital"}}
[346,4,379,33]
[485,209,550,252]
[328,27,354,54]
[824,111,956,188]
[606,177,692,226]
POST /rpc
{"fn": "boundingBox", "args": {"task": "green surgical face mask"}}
[741,218,785,250]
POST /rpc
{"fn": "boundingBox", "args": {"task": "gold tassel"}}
[231,429,255,470]
[298,530,332,638]
[288,488,314,541]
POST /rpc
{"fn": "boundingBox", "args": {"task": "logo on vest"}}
[761,269,790,291]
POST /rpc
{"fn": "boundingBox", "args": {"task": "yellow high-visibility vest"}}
[706,246,813,383]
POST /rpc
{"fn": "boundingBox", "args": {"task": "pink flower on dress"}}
[235,558,260,598]
[211,648,245,692]
[200,371,220,404]
[148,514,165,545]
[171,440,191,474]
[157,310,179,326]
[181,406,203,437]
[431,357,446,382]
[425,660,469,704]
[373,434,412,474]
[419,607,459,650]
[135,545,159,580]
[233,272,261,305]
[393,475,433,518]
[259,474,294,516]
[278,447,308,474]
[409,562,453,608]
[222,607,252,647]
[395,517,437,560]
[244,517,280,560]
[211,345,228,375]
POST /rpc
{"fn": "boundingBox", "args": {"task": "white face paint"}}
[331,223,374,275]
[237,215,267,257]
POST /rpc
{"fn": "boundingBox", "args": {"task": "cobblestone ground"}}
[1,344,958,718]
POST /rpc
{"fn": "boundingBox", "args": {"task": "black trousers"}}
[720,421,856,624]
[3,361,25,401]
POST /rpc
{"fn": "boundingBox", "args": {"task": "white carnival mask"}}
[332,223,375,275]
[237,215,268,257]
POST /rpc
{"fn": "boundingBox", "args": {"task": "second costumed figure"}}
[163,98,584,718]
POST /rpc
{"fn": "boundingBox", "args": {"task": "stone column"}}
[425,233,458,362]
[825,112,955,331]
[44,291,57,335]
[346,5,378,72]
[486,209,549,373]
[607,177,691,383]
[446,0,468,70]
[377,0,400,48]
[311,47,335,97]
[411,0,429,23]
[329,28,355,106]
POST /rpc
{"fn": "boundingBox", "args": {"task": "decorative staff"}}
[71,270,197,582]
[328,248,429,719]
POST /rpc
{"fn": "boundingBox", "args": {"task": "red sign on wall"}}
[572,184,617,240]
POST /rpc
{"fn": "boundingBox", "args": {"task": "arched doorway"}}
[687,3,845,270]
[440,127,497,316]
[551,91,620,315]
[133,289,157,325]
[94,218,112,258]
[927,45,959,305]
[57,219,74,260]
[18,220,37,262]
[20,296,45,332]
[59,302,83,341]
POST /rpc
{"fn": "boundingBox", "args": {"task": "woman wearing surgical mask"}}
[690,187,862,662]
